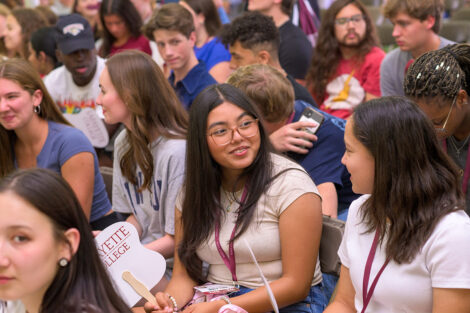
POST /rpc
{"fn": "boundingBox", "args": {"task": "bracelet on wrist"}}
[219,295,231,305]
[166,293,178,312]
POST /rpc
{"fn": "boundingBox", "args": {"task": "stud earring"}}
[59,258,69,267]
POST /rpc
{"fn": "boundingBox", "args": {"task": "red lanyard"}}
[442,140,470,194]
[361,230,390,313]
[214,187,248,284]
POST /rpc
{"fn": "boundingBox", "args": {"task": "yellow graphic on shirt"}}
[331,70,355,103]
[323,71,364,111]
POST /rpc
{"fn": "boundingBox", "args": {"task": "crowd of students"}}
[1,0,470,312]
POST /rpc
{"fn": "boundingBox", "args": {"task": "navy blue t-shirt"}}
[288,100,359,213]
[168,60,217,110]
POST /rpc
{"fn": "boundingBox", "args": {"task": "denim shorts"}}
[229,282,328,313]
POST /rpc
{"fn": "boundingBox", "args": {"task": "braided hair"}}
[404,43,470,106]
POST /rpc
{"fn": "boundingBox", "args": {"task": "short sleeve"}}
[111,131,133,214]
[56,127,95,166]
[338,195,368,268]
[267,155,320,216]
[426,213,470,289]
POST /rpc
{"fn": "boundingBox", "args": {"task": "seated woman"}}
[3,8,47,59]
[96,50,187,286]
[180,0,232,83]
[404,43,470,216]
[0,58,116,230]
[144,84,325,313]
[98,0,151,58]
[0,168,132,313]
[325,97,470,313]
[73,0,101,40]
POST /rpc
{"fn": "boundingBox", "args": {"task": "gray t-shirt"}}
[112,130,186,243]
[380,36,454,97]
[446,136,470,216]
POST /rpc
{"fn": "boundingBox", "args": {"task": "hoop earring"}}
[59,258,69,267]
[33,104,41,114]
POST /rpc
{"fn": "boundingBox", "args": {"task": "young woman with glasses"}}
[144,84,325,313]
[404,43,470,215]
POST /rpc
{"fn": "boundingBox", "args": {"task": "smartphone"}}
[299,107,324,135]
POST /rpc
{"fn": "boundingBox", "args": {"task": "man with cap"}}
[44,14,117,160]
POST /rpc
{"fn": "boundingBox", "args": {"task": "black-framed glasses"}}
[435,96,456,136]
[335,14,365,26]
[208,119,259,146]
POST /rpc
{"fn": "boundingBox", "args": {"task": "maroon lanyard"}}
[361,230,390,313]
[443,140,470,194]
[214,187,248,283]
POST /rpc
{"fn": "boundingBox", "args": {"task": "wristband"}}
[166,293,178,312]
[219,295,231,305]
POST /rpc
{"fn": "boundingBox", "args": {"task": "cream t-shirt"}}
[177,153,322,288]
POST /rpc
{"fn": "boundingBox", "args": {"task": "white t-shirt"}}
[176,153,322,289]
[0,301,25,313]
[44,56,105,117]
[339,195,470,313]
[43,57,108,148]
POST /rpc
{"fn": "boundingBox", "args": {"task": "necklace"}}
[222,189,242,213]
[449,135,470,158]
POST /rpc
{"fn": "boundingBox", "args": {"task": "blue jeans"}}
[229,282,328,313]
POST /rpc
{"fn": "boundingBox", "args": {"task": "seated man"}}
[306,0,384,119]
[228,64,359,220]
[247,0,312,82]
[44,14,116,155]
[220,11,317,110]
[380,0,453,96]
[143,3,216,109]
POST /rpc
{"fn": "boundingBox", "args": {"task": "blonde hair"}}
[227,64,294,123]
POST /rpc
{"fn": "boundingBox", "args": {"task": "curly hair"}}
[404,43,470,106]
[219,11,279,60]
[306,0,379,103]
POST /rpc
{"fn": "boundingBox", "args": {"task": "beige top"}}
[176,153,322,288]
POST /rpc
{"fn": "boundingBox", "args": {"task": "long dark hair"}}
[306,0,379,103]
[179,84,274,283]
[99,0,142,57]
[0,168,132,313]
[106,50,188,191]
[183,0,222,37]
[353,97,463,264]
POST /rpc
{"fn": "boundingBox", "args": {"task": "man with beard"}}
[380,0,453,97]
[306,0,384,119]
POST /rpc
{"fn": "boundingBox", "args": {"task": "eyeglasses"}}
[208,118,259,146]
[435,97,456,136]
[335,14,365,26]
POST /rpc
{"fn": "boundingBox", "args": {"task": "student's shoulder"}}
[381,47,409,67]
